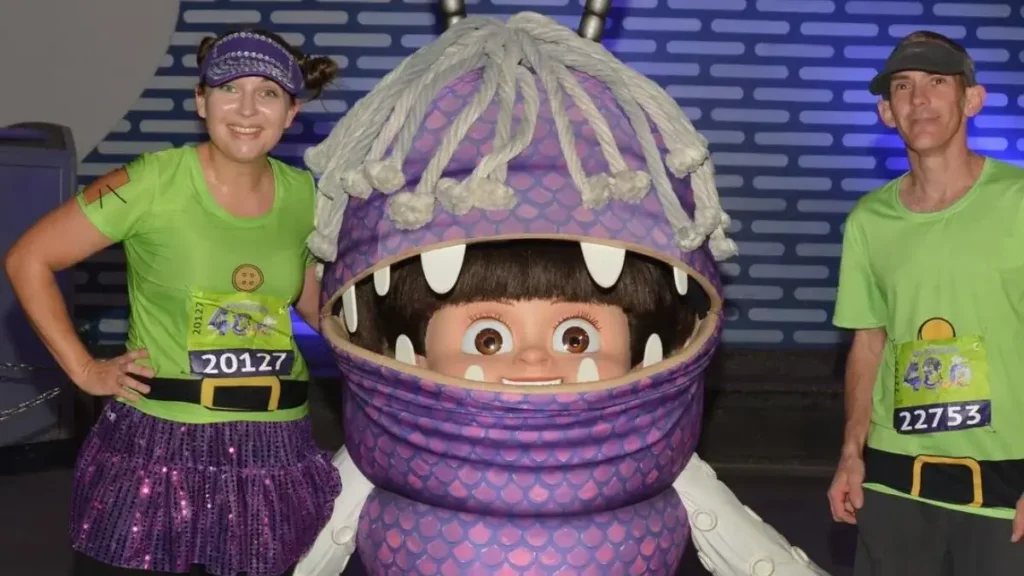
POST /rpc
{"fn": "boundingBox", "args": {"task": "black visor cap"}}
[868,41,976,96]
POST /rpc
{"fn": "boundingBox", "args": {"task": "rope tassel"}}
[304,12,737,263]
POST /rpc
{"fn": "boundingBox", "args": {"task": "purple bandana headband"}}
[199,31,304,96]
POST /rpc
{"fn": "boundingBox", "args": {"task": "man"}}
[828,30,1024,575]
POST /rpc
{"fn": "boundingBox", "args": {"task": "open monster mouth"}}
[324,237,718,392]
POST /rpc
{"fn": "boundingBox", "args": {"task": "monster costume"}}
[295,12,827,576]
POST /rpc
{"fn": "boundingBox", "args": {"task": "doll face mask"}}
[421,299,633,386]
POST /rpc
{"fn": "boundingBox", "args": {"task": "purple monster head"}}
[302,12,740,518]
[305,13,737,393]
[305,11,736,396]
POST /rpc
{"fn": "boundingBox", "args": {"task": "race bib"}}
[187,292,295,378]
[894,336,991,435]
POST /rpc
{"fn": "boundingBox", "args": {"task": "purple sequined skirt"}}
[69,401,341,576]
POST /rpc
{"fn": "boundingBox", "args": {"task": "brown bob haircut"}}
[341,240,703,367]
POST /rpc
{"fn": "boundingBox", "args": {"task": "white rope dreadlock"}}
[305,12,738,270]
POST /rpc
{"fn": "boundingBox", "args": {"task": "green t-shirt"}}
[77,145,316,424]
[833,157,1024,519]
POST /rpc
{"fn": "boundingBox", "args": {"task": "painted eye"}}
[552,319,601,354]
[461,319,514,356]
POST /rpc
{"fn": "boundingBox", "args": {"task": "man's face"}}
[420,299,633,386]
[877,70,985,154]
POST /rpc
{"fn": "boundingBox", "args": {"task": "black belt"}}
[865,446,1024,509]
[139,376,309,412]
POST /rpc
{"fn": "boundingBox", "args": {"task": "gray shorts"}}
[855,489,1024,576]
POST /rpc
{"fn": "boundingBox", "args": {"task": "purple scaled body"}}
[357,486,691,575]
[332,325,715,574]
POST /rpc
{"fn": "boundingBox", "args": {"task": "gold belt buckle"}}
[200,376,282,411]
[911,455,983,507]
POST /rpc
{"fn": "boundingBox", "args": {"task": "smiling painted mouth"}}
[500,377,563,386]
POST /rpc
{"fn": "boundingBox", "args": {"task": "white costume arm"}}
[294,446,376,576]
[672,453,830,576]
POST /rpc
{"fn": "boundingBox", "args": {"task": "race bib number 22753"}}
[893,335,991,435]
[894,401,990,435]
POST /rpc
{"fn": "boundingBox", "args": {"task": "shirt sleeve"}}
[75,153,157,242]
[833,212,887,330]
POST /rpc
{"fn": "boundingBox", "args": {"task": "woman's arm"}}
[294,264,322,334]
[4,197,116,383]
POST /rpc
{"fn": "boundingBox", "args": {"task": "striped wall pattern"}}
[73,0,1024,350]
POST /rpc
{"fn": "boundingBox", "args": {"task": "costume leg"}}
[948,506,1024,576]
[672,452,829,575]
[853,490,951,576]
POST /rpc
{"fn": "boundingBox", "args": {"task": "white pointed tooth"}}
[642,334,664,368]
[463,364,485,381]
[579,242,626,289]
[373,265,391,296]
[394,334,415,365]
[420,244,466,295]
[673,267,688,295]
[341,286,358,333]
[575,357,600,383]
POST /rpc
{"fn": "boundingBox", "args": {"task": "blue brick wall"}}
[74,0,1024,350]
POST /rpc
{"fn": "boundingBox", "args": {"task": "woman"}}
[4,29,340,576]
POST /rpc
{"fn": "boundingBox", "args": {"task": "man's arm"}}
[830,209,886,522]
[842,328,886,459]
[832,211,887,458]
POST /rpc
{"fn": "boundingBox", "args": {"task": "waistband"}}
[139,376,309,412]
[864,446,1024,510]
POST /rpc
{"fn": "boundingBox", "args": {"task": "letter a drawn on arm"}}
[80,167,130,209]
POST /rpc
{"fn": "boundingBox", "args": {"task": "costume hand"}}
[74,349,155,402]
[827,454,865,524]
[1011,496,1024,543]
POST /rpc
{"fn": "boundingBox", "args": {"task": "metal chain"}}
[0,362,64,423]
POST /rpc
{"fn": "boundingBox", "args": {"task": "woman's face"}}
[420,299,632,386]
[195,76,298,164]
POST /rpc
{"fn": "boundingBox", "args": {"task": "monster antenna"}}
[577,0,611,41]
[440,0,466,29]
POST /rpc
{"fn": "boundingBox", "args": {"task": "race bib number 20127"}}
[187,293,295,378]
[189,349,294,378]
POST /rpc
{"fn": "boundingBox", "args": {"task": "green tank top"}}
[77,145,315,424]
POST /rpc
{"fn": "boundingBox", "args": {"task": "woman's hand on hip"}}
[74,349,155,401]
